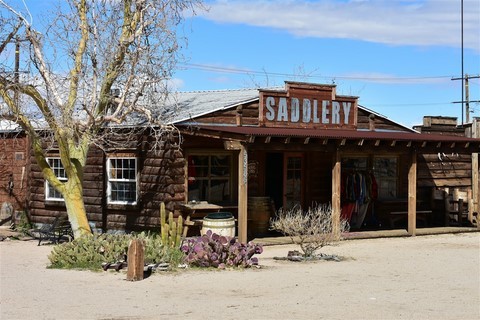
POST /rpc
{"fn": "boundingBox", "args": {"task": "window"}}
[373,157,398,199]
[187,154,232,203]
[45,157,67,201]
[107,158,138,204]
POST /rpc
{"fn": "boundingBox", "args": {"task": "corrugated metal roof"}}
[167,88,262,124]
[188,125,480,143]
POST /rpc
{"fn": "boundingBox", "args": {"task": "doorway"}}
[265,152,304,210]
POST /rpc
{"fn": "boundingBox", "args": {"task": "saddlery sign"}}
[259,82,358,129]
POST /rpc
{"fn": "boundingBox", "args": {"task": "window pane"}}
[48,184,63,199]
[188,179,208,202]
[108,158,137,203]
[187,154,232,203]
[373,157,397,199]
[210,179,230,202]
[111,181,136,202]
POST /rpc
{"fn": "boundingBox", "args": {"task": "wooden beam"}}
[332,149,341,240]
[408,150,417,236]
[304,137,310,144]
[237,144,248,243]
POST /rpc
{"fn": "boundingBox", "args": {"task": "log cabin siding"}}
[28,131,186,232]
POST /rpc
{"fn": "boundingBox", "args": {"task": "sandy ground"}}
[0,232,479,320]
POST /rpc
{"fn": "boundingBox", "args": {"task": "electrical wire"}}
[178,62,459,82]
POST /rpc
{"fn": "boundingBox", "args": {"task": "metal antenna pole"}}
[461,0,464,125]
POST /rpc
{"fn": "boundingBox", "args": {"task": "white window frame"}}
[107,157,138,205]
[45,157,67,201]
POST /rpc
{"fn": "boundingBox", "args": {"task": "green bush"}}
[13,211,32,235]
[48,232,184,271]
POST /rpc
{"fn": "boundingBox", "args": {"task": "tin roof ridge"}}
[178,87,259,94]
[178,86,284,94]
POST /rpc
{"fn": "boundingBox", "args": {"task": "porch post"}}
[238,143,248,243]
[332,148,341,239]
[408,149,417,236]
[471,118,479,228]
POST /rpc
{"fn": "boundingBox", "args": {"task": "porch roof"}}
[180,124,480,151]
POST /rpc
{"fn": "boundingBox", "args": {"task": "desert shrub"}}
[13,211,32,235]
[270,203,349,258]
[181,230,263,269]
[48,232,183,270]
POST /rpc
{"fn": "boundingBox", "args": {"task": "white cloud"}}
[201,0,480,51]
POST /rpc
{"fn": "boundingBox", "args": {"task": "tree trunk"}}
[63,183,91,238]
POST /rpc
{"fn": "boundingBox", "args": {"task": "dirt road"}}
[1,232,479,320]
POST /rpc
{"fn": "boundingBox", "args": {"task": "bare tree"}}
[270,204,349,258]
[0,0,203,238]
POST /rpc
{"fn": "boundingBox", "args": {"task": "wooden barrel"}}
[248,197,274,237]
[201,212,236,237]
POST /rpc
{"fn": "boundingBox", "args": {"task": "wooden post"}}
[331,148,341,240]
[472,119,479,228]
[408,150,417,236]
[126,239,144,281]
[238,144,248,243]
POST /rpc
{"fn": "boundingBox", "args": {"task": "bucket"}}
[248,197,274,237]
[201,212,235,237]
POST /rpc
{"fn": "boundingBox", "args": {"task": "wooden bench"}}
[30,216,73,246]
[388,210,433,228]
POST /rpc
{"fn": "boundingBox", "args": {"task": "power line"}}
[178,63,457,82]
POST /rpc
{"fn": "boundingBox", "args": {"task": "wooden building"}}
[24,82,480,241]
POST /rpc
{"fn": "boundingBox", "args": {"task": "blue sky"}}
[2,0,479,128]
[174,0,480,128]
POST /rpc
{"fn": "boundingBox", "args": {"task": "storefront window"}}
[188,154,232,203]
[373,157,397,199]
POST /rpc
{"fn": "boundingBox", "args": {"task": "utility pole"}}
[452,74,480,124]
[14,37,20,106]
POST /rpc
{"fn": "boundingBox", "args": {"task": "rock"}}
[0,202,14,223]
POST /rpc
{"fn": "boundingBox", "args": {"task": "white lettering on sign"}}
[264,97,352,125]
[342,102,351,124]
[278,97,288,121]
[291,98,300,122]
[302,99,311,123]
[322,101,330,124]
[265,96,275,121]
